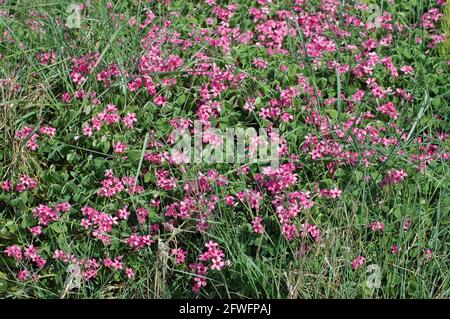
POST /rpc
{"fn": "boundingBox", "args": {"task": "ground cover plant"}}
[0,0,449,299]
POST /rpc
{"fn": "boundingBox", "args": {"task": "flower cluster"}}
[351,256,365,270]
[126,233,154,250]
[190,241,228,293]
[381,169,408,187]
[251,216,264,234]
[70,52,100,85]
[1,175,38,193]
[81,205,118,244]
[15,125,56,150]
[171,248,187,264]
[1,0,448,298]
[97,170,144,197]
[33,204,59,226]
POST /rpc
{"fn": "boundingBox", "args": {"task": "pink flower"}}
[104,256,124,270]
[381,169,407,187]
[33,204,59,225]
[112,257,124,270]
[81,218,91,229]
[70,52,99,85]
[150,199,160,207]
[156,169,177,191]
[15,175,38,192]
[136,207,149,225]
[205,240,219,250]
[97,170,125,197]
[129,16,137,27]
[171,248,187,264]
[17,269,29,281]
[39,126,56,137]
[351,256,365,270]
[192,276,207,293]
[252,58,269,69]
[224,195,236,206]
[117,207,130,220]
[4,245,23,260]
[402,217,411,231]
[198,240,226,272]
[391,244,401,254]
[125,267,134,279]
[240,166,250,174]
[126,234,154,249]
[61,92,73,103]
[237,189,263,210]
[369,221,385,232]
[82,258,101,280]
[82,123,93,137]
[211,258,225,270]
[56,202,72,213]
[122,112,137,129]
[34,256,47,268]
[300,223,321,241]
[81,205,118,244]
[37,50,56,65]
[153,95,167,107]
[377,101,398,120]
[103,257,113,268]
[401,65,414,74]
[52,250,69,262]
[1,180,12,192]
[424,249,433,260]
[113,141,128,154]
[251,216,264,234]
[29,226,42,236]
[15,126,32,139]
[24,245,37,260]
[382,57,398,77]
[320,187,342,198]
[23,245,46,268]
[128,77,142,91]
[280,65,288,72]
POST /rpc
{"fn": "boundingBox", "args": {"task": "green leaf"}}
[50,222,67,234]
[432,97,442,108]
[127,150,143,161]
[326,109,339,120]
[393,207,402,219]
[144,172,152,183]
[102,141,111,153]
[354,171,363,183]
[177,94,186,105]
[0,272,7,291]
